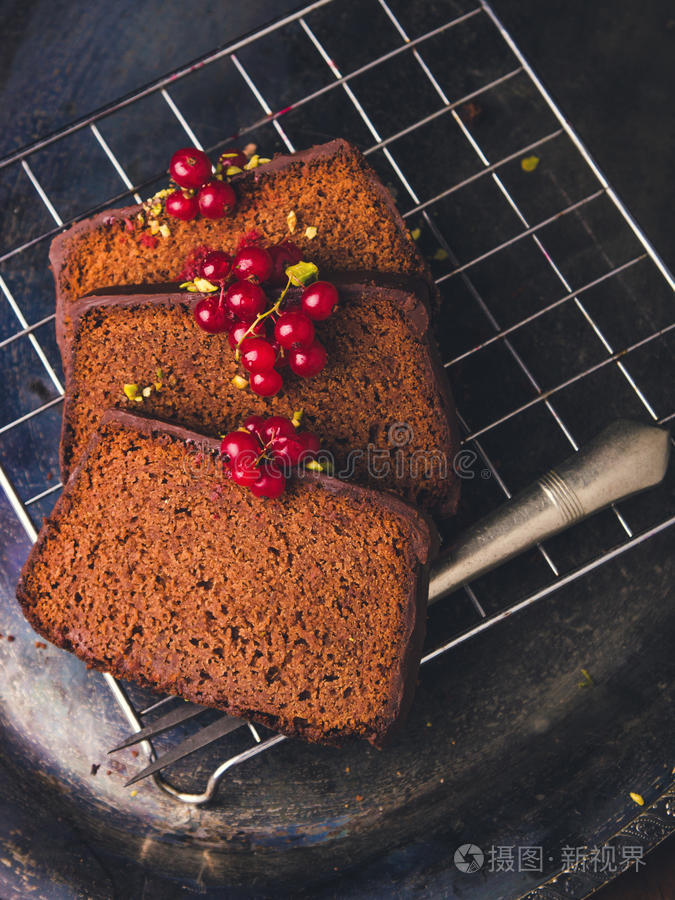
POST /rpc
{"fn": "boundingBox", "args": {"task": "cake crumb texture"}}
[18,417,433,745]
[54,142,427,307]
[63,282,458,514]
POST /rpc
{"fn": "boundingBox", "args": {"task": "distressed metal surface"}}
[0,0,673,895]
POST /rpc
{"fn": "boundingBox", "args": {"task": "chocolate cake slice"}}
[17,411,437,747]
[60,274,460,516]
[50,140,433,345]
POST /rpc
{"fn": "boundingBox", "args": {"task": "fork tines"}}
[109,698,250,785]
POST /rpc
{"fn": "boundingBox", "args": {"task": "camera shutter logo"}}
[454,844,484,873]
[388,421,414,447]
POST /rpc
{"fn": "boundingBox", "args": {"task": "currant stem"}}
[252,426,287,466]
[255,443,273,467]
[235,274,293,357]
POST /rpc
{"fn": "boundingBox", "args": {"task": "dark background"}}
[1,0,673,276]
[0,1,672,897]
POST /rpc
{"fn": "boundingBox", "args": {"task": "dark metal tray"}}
[0,1,673,896]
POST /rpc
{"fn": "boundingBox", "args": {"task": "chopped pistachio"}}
[521,154,540,172]
[411,227,421,241]
[578,668,594,688]
[291,409,304,428]
[159,223,171,238]
[287,210,297,233]
[149,220,160,235]
[433,248,448,261]
[305,460,324,472]
[146,188,172,203]
[304,225,318,240]
[123,383,141,402]
[231,374,248,390]
[226,165,243,176]
[286,260,318,286]
[150,204,162,217]
[629,792,644,806]
[243,154,271,169]
[142,386,153,398]
[192,277,218,293]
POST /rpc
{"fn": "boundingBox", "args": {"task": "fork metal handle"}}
[428,420,670,604]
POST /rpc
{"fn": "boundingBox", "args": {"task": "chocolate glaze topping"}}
[59,275,461,517]
[17,409,438,747]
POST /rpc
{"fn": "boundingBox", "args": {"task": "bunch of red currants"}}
[185,241,339,397]
[220,414,321,498]
[165,147,240,221]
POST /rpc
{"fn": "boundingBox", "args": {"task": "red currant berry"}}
[297,430,321,460]
[228,319,265,350]
[179,245,215,281]
[301,281,339,321]
[274,311,315,350]
[268,241,303,285]
[169,148,212,189]
[225,281,267,322]
[271,435,304,467]
[269,338,288,368]
[200,250,232,282]
[250,369,283,397]
[197,180,236,218]
[193,296,230,333]
[166,190,198,221]
[250,463,286,499]
[240,337,277,373]
[220,430,260,467]
[231,461,261,488]
[243,415,266,440]
[261,416,296,443]
[218,148,248,170]
[232,246,273,283]
[288,341,327,378]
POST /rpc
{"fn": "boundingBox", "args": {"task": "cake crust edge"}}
[59,274,461,517]
[17,409,439,747]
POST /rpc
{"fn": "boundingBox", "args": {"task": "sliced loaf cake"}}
[17,411,437,746]
[50,140,434,345]
[60,275,460,515]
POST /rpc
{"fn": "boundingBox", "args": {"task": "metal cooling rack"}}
[1,0,673,823]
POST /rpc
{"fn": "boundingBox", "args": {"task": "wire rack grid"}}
[0,0,673,823]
